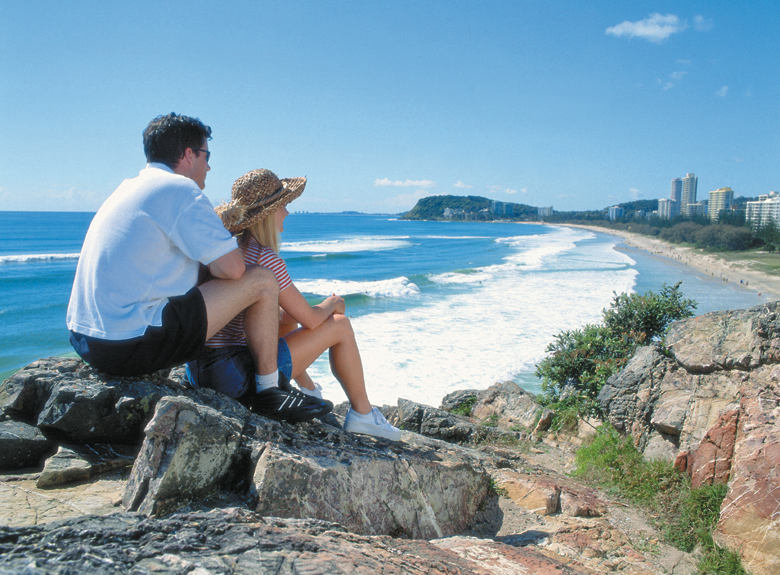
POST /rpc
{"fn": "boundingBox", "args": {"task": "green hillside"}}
[402,195,539,221]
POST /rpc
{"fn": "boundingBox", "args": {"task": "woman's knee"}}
[330,313,355,338]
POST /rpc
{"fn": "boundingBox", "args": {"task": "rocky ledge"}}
[1,302,779,574]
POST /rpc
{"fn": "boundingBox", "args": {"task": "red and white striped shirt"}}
[205,236,292,348]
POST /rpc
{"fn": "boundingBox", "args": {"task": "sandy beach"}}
[554,224,780,301]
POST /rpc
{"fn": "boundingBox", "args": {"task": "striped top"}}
[205,236,292,348]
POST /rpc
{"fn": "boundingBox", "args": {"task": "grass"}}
[716,249,780,275]
[451,396,477,416]
[480,413,499,427]
[574,425,750,575]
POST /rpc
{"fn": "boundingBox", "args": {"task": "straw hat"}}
[216,169,306,233]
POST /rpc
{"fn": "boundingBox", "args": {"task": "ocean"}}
[0,211,770,407]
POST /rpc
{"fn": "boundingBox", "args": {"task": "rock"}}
[397,397,477,442]
[0,418,56,471]
[470,381,541,430]
[0,357,188,445]
[493,469,606,518]
[598,344,672,445]
[123,394,249,516]
[0,508,610,574]
[558,486,607,518]
[677,409,738,489]
[439,388,479,413]
[534,408,554,433]
[37,443,138,488]
[493,470,560,515]
[601,303,780,571]
[714,366,780,575]
[665,301,780,373]
[252,426,492,539]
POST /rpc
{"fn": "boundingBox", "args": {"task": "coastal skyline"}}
[1,1,777,214]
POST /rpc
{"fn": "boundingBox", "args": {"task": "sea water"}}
[0,212,770,407]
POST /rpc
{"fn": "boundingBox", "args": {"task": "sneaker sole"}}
[344,421,402,441]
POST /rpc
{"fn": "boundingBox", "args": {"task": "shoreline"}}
[552,223,780,301]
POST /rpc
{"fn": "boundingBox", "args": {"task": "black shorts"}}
[69,287,208,377]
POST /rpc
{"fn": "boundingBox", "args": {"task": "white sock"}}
[255,370,279,392]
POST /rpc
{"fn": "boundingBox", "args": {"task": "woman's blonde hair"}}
[239,211,280,253]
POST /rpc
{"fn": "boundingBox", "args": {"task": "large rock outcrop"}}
[0,358,494,541]
[0,508,613,575]
[1,356,706,574]
[599,301,780,575]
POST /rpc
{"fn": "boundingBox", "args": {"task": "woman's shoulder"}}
[244,236,284,265]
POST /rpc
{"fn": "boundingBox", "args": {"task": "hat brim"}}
[217,176,306,233]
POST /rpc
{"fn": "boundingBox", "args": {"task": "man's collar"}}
[146,162,175,173]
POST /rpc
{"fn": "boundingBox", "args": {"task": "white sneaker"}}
[298,382,323,399]
[344,407,402,441]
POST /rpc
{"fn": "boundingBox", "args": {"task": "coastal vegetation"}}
[542,196,780,255]
[535,282,696,421]
[575,426,748,574]
[402,194,780,256]
[401,195,538,221]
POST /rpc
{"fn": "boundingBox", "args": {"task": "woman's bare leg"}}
[282,314,372,414]
[279,315,317,391]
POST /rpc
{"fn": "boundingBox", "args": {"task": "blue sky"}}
[1,1,778,213]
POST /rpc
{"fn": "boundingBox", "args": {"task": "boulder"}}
[470,381,541,430]
[252,425,492,539]
[0,418,56,471]
[123,393,249,516]
[493,470,606,518]
[0,357,187,445]
[37,443,138,488]
[665,301,780,373]
[397,397,477,442]
[439,388,479,413]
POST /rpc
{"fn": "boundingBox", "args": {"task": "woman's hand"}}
[325,294,346,315]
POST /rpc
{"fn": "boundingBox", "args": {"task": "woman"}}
[187,169,401,441]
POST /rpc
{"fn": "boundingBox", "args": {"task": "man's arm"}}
[208,248,245,280]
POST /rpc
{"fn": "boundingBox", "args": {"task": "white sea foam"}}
[421,235,491,240]
[0,253,80,263]
[296,276,421,298]
[304,228,640,407]
[282,237,411,253]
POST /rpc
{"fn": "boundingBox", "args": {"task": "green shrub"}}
[536,283,696,421]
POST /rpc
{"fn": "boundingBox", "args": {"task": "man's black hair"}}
[143,113,212,168]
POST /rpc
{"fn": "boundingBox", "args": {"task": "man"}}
[66,113,331,422]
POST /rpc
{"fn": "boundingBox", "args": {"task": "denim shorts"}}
[185,339,293,399]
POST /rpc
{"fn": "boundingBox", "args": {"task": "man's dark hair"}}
[143,113,212,168]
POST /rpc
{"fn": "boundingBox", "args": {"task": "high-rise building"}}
[708,187,734,221]
[746,192,780,229]
[658,198,677,219]
[688,201,707,217]
[681,173,698,216]
[608,206,624,220]
[670,178,682,216]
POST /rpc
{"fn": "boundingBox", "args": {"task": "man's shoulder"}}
[139,164,199,190]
